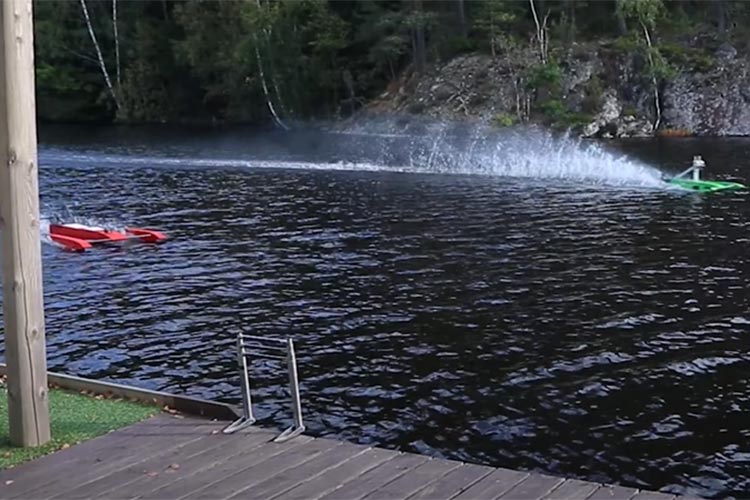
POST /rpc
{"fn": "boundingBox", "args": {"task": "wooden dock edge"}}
[0,363,240,421]
[0,365,704,499]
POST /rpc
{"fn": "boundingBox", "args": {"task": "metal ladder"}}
[222,333,305,442]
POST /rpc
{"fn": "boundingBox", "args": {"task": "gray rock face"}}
[368,41,750,137]
[583,90,620,137]
[581,89,653,138]
[375,53,517,121]
[663,59,750,136]
[716,42,737,61]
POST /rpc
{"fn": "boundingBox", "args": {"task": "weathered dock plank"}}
[2,415,217,499]
[453,467,530,499]
[140,434,310,500]
[499,474,566,499]
[100,431,276,500]
[361,457,463,499]
[587,484,640,500]
[227,440,370,499]
[164,436,326,499]
[630,491,678,500]
[319,453,430,499]
[0,413,700,500]
[542,478,600,499]
[406,462,495,499]
[149,437,315,499]
[276,447,399,500]
[54,428,271,500]
[185,436,331,500]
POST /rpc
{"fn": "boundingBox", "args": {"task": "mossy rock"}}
[581,75,604,114]
[493,113,517,127]
[611,35,641,54]
[659,43,714,72]
[469,94,487,106]
[408,102,426,114]
[622,105,639,118]
[536,98,592,131]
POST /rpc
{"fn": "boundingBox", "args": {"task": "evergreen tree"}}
[28,0,750,125]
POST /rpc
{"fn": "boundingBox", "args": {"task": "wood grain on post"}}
[0,0,51,447]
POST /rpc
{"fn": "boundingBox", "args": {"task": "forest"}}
[34,0,742,126]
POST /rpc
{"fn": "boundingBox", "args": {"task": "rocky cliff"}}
[367,38,750,137]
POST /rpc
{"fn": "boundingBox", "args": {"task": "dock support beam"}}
[0,0,50,447]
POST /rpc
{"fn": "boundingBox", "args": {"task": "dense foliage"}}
[32,0,744,125]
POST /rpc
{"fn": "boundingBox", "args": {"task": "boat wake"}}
[40,212,126,249]
[39,117,667,189]
[327,119,665,187]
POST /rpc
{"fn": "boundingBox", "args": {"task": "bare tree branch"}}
[60,46,100,66]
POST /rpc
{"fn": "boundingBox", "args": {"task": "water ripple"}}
[1,131,749,499]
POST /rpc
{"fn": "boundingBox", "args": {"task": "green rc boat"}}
[665,156,747,193]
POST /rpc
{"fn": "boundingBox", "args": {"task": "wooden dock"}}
[0,413,693,500]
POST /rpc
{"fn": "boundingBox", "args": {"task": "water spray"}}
[41,117,686,189]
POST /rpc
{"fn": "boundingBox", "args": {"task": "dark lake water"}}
[2,121,750,498]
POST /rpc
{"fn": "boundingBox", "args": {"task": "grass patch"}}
[1,379,159,469]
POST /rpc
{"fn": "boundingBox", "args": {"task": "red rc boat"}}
[49,223,167,251]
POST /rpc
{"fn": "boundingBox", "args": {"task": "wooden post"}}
[0,0,50,447]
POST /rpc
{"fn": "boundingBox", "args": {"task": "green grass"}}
[1,380,159,469]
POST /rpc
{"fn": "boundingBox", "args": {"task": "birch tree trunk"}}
[413,0,427,73]
[411,29,418,71]
[715,0,727,39]
[641,22,661,131]
[456,0,467,39]
[253,37,288,130]
[79,0,119,109]
[490,18,496,58]
[529,0,548,64]
[615,2,628,36]
[566,0,576,45]
[113,0,121,89]
[255,0,288,117]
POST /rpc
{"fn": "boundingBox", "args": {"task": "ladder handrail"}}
[222,333,305,442]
